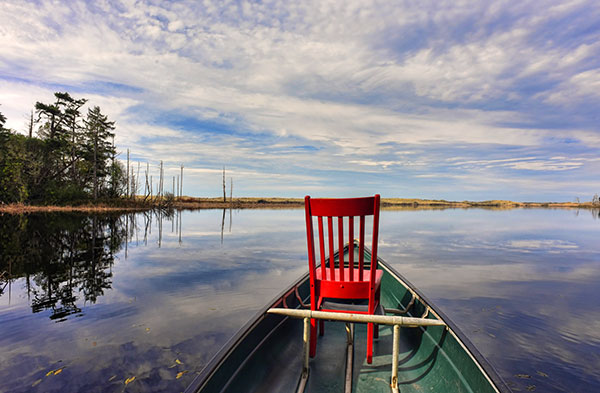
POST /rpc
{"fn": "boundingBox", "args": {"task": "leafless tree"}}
[126,149,130,198]
[180,165,184,200]
[222,166,226,202]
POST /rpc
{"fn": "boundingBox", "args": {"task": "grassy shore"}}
[1,196,598,214]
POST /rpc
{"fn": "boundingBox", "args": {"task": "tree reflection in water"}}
[0,210,179,321]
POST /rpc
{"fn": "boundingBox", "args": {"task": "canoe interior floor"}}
[222,316,457,393]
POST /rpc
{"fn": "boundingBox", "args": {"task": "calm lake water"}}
[1,208,599,392]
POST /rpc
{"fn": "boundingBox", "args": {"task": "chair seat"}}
[315,267,383,283]
[316,268,382,300]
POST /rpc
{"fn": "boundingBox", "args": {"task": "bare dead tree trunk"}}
[144,162,149,201]
[230,178,233,204]
[222,166,226,202]
[180,165,184,200]
[130,166,135,198]
[126,149,130,198]
[136,162,140,199]
[159,160,164,200]
[111,136,115,196]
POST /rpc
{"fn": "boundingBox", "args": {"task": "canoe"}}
[185,243,511,393]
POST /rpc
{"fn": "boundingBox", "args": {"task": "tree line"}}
[0,92,126,204]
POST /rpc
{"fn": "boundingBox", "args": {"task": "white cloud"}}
[446,156,596,172]
[542,68,600,105]
[1,0,599,199]
[505,239,579,251]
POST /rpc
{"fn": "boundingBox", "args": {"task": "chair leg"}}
[374,323,379,339]
[310,318,317,358]
[319,319,324,336]
[367,322,373,364]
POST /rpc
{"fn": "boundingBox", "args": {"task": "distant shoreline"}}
[1,197,598,214]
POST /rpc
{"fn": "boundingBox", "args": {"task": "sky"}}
[1,0,599,201]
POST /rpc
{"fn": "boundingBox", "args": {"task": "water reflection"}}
[220,207,233,244]
[0,210,190,320]
[572,207,600,219]
[0,208,310,393]
[1,208,599,392]
[0,214,125,320]
[378,208,600,393]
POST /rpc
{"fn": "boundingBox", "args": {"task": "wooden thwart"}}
[267,308,445,327]
[267,308,446,393]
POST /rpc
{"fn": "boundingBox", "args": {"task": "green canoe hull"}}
[186,246,510,393]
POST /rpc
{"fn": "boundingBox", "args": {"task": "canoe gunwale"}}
[376,256,512,393]
[183,271,310,393]
[185,244,512,393]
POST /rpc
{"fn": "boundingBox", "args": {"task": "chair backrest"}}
[304,195,380,287]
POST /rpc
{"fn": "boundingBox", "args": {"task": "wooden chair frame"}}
[304,195,381,363]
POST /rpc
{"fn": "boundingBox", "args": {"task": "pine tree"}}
[83,106,116,200]
[34,92,86,200]
[0,110,6,130]
[0,109,28,202]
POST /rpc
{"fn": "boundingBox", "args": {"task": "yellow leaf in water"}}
[54,369,63,375]
[176,371,188,379]
[145,328,150,332]
[46,371,54,377]
[125,376,136,385]
[31,379,42,387]
[175,359,183,365]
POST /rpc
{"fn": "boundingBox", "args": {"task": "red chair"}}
[304,195,382,364]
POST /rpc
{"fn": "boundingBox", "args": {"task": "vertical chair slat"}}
[368,195,381,317]
[328,216,335,279]
[348,216,354,281]
[318,216,326,278]
[359,215,365,281]
[338,216,344,281]
[371,195,380,273]
[304,197,315,276]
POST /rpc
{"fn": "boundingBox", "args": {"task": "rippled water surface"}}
[1,208,599,392]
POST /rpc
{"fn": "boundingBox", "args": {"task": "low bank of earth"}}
[0,197,597,214]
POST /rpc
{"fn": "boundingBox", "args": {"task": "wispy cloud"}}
[1,0,599,199]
